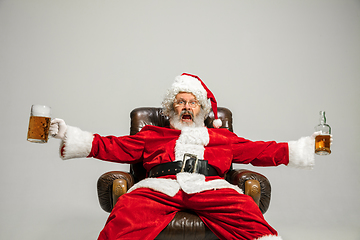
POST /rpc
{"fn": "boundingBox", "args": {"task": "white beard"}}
[169,109,206,130]
[168,109,210,161]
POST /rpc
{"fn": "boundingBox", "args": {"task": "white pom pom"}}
[213,119,222,128]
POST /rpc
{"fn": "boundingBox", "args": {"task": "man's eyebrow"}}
[177,98,197,101]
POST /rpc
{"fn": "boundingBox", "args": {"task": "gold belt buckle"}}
[181,153,199,173]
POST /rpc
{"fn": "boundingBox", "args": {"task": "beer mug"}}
[27,105,51,143]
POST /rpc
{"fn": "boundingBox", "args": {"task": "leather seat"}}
[97,107,272,240]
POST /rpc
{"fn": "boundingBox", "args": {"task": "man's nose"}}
[183,102,191,110]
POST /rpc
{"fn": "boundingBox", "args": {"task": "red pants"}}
[98,188,277,240]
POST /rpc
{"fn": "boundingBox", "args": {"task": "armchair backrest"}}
[129,107,233,182]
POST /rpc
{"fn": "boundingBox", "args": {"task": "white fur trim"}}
[287,136,315,169]
[126,173,244,197]
[175,127,209,160]
[213,118,222,128]
[254,235,283,240]
[177,172,243,195]
[60,126,94,160]
[127,177,180,197]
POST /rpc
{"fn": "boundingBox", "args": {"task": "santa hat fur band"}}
[162,73,222,128]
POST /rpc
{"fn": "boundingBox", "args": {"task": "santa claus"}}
[50,73,323,240]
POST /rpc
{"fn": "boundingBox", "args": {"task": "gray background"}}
[1,0,359,239]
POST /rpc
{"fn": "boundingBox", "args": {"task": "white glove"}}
[50,118,67,140]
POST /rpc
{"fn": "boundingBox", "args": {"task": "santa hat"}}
[162,73,222,128]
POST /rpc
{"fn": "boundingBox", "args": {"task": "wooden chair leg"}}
[244,179,261,206]
[112,178,128,208]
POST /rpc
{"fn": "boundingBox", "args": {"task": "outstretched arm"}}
[231,131,332,169]
[50,118,145,163]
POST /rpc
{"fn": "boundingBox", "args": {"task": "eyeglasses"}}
[174,99,199,108]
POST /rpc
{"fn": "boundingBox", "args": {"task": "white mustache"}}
[180,110,194,119]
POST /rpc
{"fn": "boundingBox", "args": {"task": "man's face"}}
[171,92,202,129]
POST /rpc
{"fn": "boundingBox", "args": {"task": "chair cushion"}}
[155,211,219,240]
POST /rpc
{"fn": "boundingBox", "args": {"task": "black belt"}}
[148,157,218,178]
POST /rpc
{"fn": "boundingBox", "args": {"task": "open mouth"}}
[181,112,194,122]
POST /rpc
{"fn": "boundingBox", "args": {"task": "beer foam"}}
[31,105,51,117]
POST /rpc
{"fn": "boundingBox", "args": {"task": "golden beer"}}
[27,105,51,143]
[27,116,51,143]
[315,135,331,155]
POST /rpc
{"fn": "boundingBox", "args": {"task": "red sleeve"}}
[231,135,289,167]
[88,132,145,164]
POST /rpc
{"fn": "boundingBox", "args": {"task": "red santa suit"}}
[88,125,289,198]
[59,122,316,240]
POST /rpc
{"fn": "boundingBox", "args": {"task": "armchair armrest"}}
[226,169,271,214]
[97,171,134,213]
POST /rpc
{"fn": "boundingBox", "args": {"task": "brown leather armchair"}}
[97,107,272,240]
